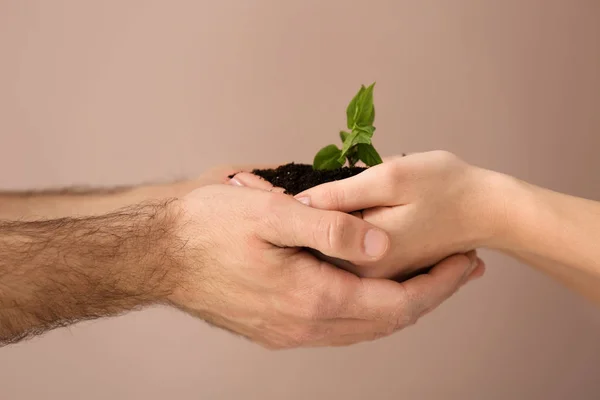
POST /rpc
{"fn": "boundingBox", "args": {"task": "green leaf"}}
[355,83,375,127]
[355,125,375,139]
[338,129,373,163]
[315,82,380,170]
[346,85,366,129]
[357,143,383,166]
[313,144,344,170]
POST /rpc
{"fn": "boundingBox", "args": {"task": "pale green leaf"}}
[357,143,383,166]
[313,144,344,170]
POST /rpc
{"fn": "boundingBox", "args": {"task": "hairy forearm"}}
[0,200,181,346]
[491,173,600,299]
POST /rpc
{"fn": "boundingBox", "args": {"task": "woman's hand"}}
[290,151,504,278]
[229,151,495,280]
[230,151,600,305]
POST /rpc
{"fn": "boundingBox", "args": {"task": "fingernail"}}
[229,177,244,187]
[296,196,311,206]
[364,229,389,258]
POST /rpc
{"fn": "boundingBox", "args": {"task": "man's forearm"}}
[0,200,181,346]
[0,181,192,220]
[0,164,270,220]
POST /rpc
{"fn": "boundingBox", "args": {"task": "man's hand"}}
[176,163,279,195]
[165,184,482,348]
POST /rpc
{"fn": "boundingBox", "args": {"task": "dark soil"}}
[245,163,367,195]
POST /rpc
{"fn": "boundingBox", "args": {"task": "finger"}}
[229,172,269,188]
[308,333,384,347]
[303,320,392,347]
[402,251,479,314]
[465,258,486,283]
[228,172,286,193]
[261,197,391,262]
[342,252,477,327]
[294,162,403,213]
[297,318,389,348]
[204,164,280,184]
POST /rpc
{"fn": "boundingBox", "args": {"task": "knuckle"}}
[320,212,349,253]
[377,318,399,335]
[382,324,398,337]
[382,162,404,189]
[259,194,290,229]
[384,306,418,331]
[400,298,427,328]
[322,186,344,210]
[431,150,459,165]
[297,291,327,321]
[371,329,394,342]
[286,325,321,347]
[261,191,288,214]
[396,312,418,330]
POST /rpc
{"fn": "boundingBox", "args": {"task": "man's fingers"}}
[228,172,286,193]
[343,252,478,327]
[300,319,392,347]
[396,251,479,315]
[464,258,486,283]
[272,251,481,348]
[261,197,391,263]
[258,194,390,263]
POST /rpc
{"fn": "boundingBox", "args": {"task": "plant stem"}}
[347,147,358,167]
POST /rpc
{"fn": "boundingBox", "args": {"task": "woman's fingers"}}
[293,162,406,212]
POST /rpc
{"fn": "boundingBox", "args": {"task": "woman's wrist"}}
[470,168,539,252]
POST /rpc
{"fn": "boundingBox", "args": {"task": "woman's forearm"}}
[491,173,600,298]
[506,250,600,304]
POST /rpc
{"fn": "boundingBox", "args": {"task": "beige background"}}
[1,1,600,399]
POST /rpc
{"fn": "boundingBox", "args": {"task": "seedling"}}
[313,82,383,170]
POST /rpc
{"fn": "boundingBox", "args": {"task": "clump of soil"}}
[247,163,366,195]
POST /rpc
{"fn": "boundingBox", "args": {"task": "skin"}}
[0,164,271,220]
[0,164,483,349]
[232,151,600,304]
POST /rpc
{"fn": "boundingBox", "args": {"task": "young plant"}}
[313,82,383,170]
